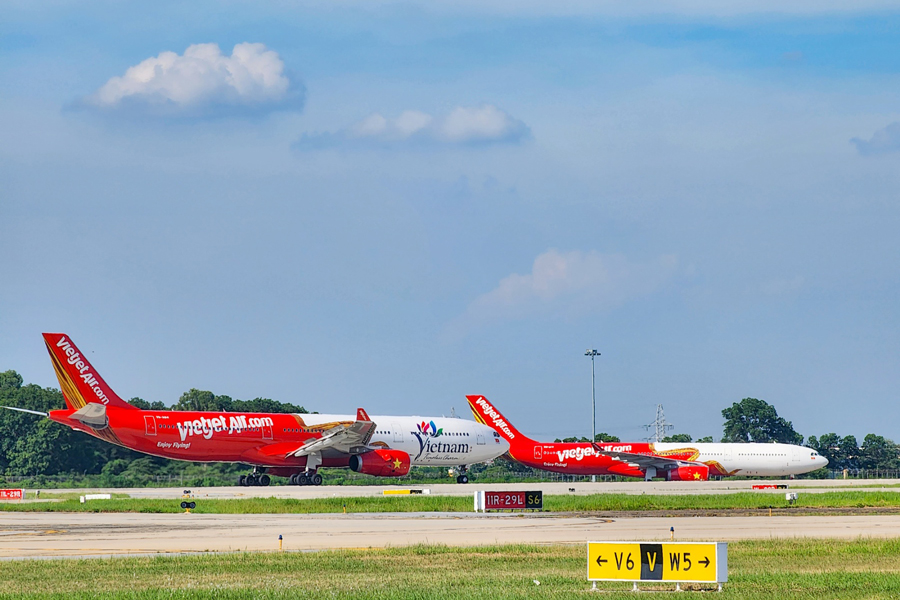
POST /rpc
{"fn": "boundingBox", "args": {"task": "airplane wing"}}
[286,408,377,458]
[591,444,703,471]
[1,406,49,417]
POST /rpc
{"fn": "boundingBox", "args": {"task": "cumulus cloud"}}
[295,104,530,150]
[80,43,303,118]
[447,250,678,338]
[851,122,900,156]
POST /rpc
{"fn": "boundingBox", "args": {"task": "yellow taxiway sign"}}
[587,541,727,583]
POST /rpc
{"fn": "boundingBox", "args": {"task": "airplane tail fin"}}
[465,395,533,449]
[42,333,137,411]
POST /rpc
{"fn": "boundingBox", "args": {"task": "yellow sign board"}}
[587,542,727,583]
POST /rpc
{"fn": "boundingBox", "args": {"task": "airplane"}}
[2,333,510,486]
[467,395,828,480]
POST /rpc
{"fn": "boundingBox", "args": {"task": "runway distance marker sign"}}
[587,541,727,584]
[474,490,543,511]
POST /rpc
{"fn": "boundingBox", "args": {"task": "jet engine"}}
[666,464,709,481]
[349,449,411,477]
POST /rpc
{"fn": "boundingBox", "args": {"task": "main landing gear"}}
[238,470,270,487]
[289,472,323,486]
[456,465,469,484]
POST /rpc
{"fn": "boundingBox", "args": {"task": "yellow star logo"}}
[393,458,403,469]
[693,472,701,479]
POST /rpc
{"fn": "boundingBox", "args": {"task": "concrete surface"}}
[2,511,899,559]
[20,479,900,501]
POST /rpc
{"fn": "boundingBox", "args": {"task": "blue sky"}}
[3,1,900,443]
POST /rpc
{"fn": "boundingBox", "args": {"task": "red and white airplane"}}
[3,333,510,486]
[467,395,828,480]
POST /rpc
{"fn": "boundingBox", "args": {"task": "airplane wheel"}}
[457,475,469,484]
[260,474,270,486]
[298,475,309,486]
[289,474,298,485]
[238,475,247,487]
[311,474,323,486]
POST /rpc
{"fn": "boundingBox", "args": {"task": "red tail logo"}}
[465,395,528,444]
[43,333,136,410]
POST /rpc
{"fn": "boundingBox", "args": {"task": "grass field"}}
[3,491,900,514]
[1,539,899,599]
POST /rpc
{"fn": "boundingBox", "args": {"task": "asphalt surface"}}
[22,478,900,500]
[3,479,898,560]
[3,511,900,559]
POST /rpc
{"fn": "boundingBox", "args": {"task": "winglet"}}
[357,408,371,422]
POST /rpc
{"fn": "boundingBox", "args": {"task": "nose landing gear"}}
[455,465,469,484]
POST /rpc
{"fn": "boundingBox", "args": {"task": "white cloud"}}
[82,43,303,117]
[851,122,900,156]
[295,104,530,150]
[447,250,678,337]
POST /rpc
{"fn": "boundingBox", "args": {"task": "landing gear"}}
[289,472,323,486]
[456,465,469,484]
[238,471,270,486]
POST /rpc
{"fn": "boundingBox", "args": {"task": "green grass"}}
[3,491,900,514]
[2,539,900,599]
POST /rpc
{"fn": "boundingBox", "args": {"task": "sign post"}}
[587,541,727,591]
[0,489,25,500]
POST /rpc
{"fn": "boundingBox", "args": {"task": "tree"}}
[859,434,900,470]
[129,397,168,410]
[807,433,842,469]
[721,397,802,444]
[232,397,308,414]
[171,389,307,414]
[172,389,233,412]
[0,370,23,391]
[839,435,859,469]
[554,433,620,443]
[662,434,692,443]
[696,436,714,443]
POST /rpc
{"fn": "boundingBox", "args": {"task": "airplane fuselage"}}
[467,394,828,480]
[526,441,825,478]
[50,408,505,470]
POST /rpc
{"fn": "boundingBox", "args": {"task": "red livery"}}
[467,394,829,480]
[17,333,510,486]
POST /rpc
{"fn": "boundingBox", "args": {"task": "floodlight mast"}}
[585,349,601,444]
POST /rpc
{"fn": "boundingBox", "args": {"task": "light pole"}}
[585,349,600,444]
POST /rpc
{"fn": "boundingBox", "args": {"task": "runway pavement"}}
[25,478,900,500]
[3,511,900,559]
[4,480,898,560]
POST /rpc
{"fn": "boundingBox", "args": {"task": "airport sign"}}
[0,489,24,500]
[588,541,727,584]
[474,490,543,511]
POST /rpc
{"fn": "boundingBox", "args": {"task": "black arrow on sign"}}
[596,555,608,566]
[699,557,710,568]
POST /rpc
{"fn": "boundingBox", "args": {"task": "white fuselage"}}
[652,442,828,476]
[298,414,510,466]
